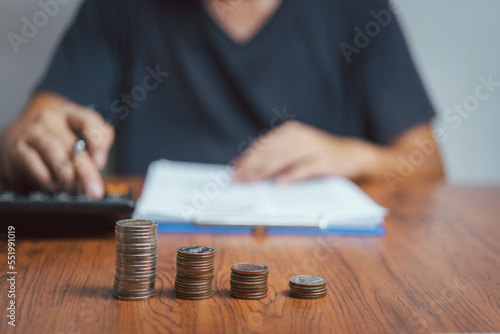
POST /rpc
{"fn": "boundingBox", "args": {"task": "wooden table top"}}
[1,178,499,334]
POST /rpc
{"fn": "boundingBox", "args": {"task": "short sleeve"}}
[353,1,435,143]
[36,0,124,115]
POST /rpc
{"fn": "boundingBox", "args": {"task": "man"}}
[0,0,444,199]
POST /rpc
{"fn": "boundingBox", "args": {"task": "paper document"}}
[133,160,387,229]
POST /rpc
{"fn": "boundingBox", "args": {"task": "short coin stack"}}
[174,246,216,300]
[289,275,327,299]
[113,219,158,301]
[230,263,269,299]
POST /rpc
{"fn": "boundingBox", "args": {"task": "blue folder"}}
[156,222,386,236]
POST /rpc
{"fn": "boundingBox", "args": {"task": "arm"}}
[0,92,114,199]
[233,120,444,184]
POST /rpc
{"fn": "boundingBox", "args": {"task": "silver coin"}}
[115,229,157,235]
[115,252,158,257]
[115,268,158,275]
[116,219,157,228]
[115,271,157,279]
[173,292,213,297]
[116,234,157,238]
[115,265,158,272]
[114,280,155,287]
[116,256,158,262]
[116,242,158,250]
[176,259,215,266]
[114,274,156,279]
[116,270,158,277]
[231,263,268,274]
[116,266,157,273]
[116,244,158,250]
[116,247,158,253]
[114,284,156,291]
[177,245,215,256]
[115,249,158,256]
[116,264,157,271]
[114,280,157,286]
[116,246,158,252]
[116,260,158,266]
[115,227,157,231]
[116,262,157,269]
[116,238,158,244]
[113,288,156,297]
[115,267,158,274]
[116,261,157,267]
[114,276,156,284]
[113,292,156,301]
[116,256,157,261]
[174,282,213,289]
[115,261,157,267]
[115,270,157,276]
[289,275,327,286]
[115,230,158,236]
[115,233,158,238]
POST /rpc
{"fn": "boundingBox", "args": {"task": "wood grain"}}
[1,179,499,334]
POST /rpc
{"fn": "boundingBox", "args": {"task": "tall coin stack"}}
[113,219,158,301]
[230,263,269,299]
[174,246,216,300]
[289,275,327,299]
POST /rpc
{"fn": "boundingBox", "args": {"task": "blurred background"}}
[0,0,499,184]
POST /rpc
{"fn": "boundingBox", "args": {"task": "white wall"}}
[396,0,500,184]
[0,0,499,183]
[0,0,83,126]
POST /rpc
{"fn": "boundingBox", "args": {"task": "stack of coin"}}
[230,263,269,299]
[113,219,158,301]
[174,246,216,300]
[289,275,327,299]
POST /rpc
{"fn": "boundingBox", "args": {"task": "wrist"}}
[352,139,387,180]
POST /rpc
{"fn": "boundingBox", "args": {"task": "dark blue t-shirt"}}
[37,0,434,174]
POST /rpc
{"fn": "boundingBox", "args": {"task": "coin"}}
[116,219,158,228]
[174,245,216,300]
[177,245,216,256]
[113,219,158,301]
[229,262,269,299]
[289,275,326,287]
[174,291,214,300]
[289,292,327,300]
[230,290,268,300]
[113,290,156,301]
[231,263,269,274]
[288,275,327,299]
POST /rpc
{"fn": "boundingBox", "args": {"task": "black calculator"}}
[0,183,135,230]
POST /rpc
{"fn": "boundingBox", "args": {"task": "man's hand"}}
[233,121,377,182]
[0,92,114,199]
[233,120,444,183]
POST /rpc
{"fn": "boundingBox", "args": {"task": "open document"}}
[133,160,387,235]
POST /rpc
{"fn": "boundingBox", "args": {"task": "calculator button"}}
[77,194,91,201]
[55,192,70,201]
[0,191,15,201]
[30,192,47,201]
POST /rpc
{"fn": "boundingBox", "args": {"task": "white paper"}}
[133,159,387,229]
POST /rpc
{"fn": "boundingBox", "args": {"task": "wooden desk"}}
[1,178,499,334]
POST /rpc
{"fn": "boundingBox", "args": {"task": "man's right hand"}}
[0,92,115,199]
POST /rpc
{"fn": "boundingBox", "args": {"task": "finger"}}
[276,158,329,183]
[66,108,114,169]
[73,151,104,199]
[14,141,56,191]
[235,135,302,182]
[26,132,75,192]
[238,149,300,181]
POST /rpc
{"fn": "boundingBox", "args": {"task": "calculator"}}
[0,183,135,228]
